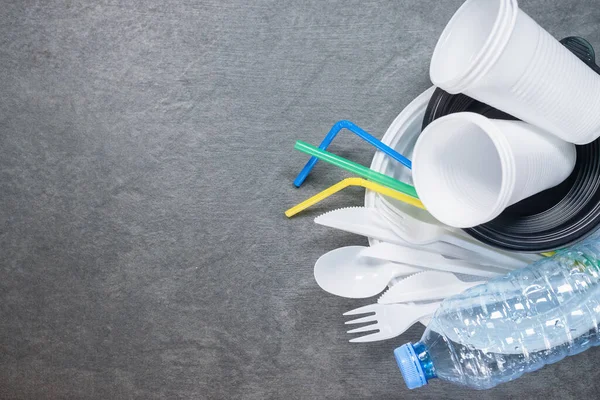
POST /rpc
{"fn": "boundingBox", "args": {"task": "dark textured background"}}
[1,1,600,399]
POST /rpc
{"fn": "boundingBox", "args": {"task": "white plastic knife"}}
[378,270,486,304]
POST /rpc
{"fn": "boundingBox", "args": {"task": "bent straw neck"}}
[294,141,418,198]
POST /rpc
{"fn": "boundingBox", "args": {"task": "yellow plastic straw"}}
[285,177,425,218]
[286,178,553,258]
[295,140,418,198]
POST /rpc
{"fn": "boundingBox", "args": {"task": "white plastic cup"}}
[412,112,577,228]
[430,0,600,145]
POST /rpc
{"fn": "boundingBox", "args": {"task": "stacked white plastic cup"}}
[412,113,577,228]
[430,0,600,144]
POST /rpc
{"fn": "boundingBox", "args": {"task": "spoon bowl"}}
[313,246,421,298]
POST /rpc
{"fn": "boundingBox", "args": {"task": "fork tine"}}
[343,304,378,316]
[345,315,377,325]
[347,324,379,334]
[349,331,389,343]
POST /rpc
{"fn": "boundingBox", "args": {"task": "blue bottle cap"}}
[394,343,427,389]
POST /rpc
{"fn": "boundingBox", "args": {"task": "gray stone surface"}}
[1,0,600,398]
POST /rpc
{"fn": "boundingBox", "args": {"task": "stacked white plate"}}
[364,87,436,246]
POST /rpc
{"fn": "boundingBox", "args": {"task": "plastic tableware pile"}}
[286,0,600,391]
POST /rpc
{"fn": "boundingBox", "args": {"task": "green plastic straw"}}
[294,140,419,199]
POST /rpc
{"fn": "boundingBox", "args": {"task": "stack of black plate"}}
[421,37,600,252]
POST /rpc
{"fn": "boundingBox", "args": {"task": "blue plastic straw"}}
[294,120,412,187]
[294,141,418,198]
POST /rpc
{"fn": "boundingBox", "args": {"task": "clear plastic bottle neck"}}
[413,342,437,381]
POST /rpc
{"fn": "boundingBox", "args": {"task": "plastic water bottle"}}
[395,233,600,390]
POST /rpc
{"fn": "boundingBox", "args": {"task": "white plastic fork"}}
[343,301,441,343]
[359,243,507,278]
[375,196,541,267]
[314,206,518,264]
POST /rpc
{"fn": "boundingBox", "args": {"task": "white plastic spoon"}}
[313,246,423,298]
[359,244,507,278]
